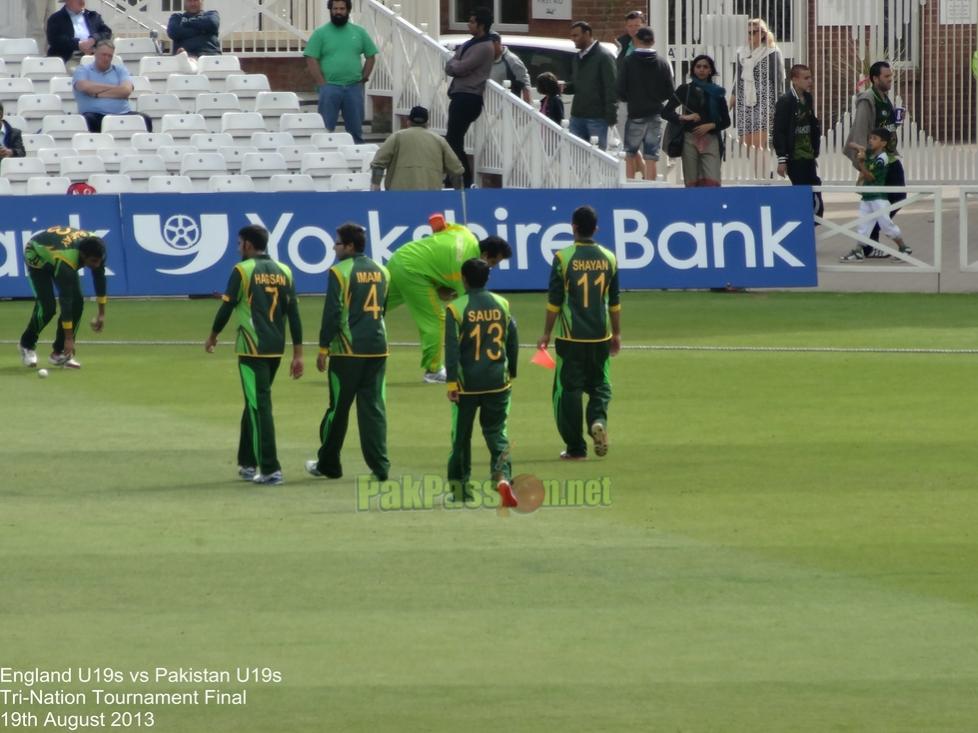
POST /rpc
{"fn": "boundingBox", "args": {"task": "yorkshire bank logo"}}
[132,213,229,275]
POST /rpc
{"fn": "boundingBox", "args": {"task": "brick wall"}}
[439,0,639,43]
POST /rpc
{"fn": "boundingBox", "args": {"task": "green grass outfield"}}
[3,291,978,732]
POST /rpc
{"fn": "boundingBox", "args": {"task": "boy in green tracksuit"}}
[19,226,108,370]
[538,205,622,460]
[306,223,391,481]
[386,218,512,383]
[445,254,519,506]
[206,225,304,486]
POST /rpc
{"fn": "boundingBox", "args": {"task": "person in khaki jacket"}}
[370,106,464,191]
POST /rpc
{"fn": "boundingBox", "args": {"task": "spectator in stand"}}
[731,18,784,174]
[617,25,673,181]
[565,20,617,151]
[46,0,111,65]
[0,103,26,160]
[167,0,221,58]
[73,39,152,133]
[615,10,645,147]
[304,0,378,146]
[488,32,532,104]
[773,64,823,219]
[662,54,729,187]
[844,60,906,258]
[370,106,464,191]
[444,6,495,189]
[536,71,564,126]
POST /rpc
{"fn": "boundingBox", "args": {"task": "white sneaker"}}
[18,345,37,368]
[423,367,447,384]
[238,466,257,481]
[49,352,81,369]
[305,460,324,477]
[253,470,283,485]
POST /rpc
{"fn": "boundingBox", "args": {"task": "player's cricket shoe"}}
[253,471,284,485]
[423,367,447,383]
[18,345,37,368]
[49,352,81,369]
[238,466,257,481]
[496,479,518,508]
[590,422,608,457]
[559,451,587,461]
[305,460,341,479]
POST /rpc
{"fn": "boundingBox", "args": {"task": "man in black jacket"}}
[46,0,112,63]
[0,103,26,160]
[167,0,221,57]
[617,26,673,181]
[773,64,823,218]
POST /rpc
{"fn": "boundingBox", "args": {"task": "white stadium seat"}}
[60,154,106,181]
[138,56,192,90]
[197,56,241,90]
[48,76,76,113]
[240,152,288,191]
[166,73,213,112]
[101,114,149,142]
[40,114,87,140]
[220,111,266,140]
[3,114,28,133]
[1,156,46,192]
[254,91,299,127]
[148,175,194,193]
[340,143,379,172]
[224,74,270,102]
[119,154,167,191]
[72,132,114,153]
[250,131,294,150]
[26,176,70,195]
[311,131,354,150]
[88,173,134,193]
[278,144,317,171]
[0,59,9,79]
[280,113,326,143]
[268,174,316,192]
[37,147,70,174]
[329,172,372,192]
[190,132,234,151]
[96,146,134,173]
[208,174,255,192]
[158,144,199,172]
[195,93,242,131]
[218,145,257,173]
[136,93,183,130]
[0,178,12,195]
[0,78,35,114]
[0,39,40,76]
[180,152,227,187]
[130,75,153,98]
[301,151,350,177]
[161,113,208,141]
[19,57,66,93]
[19,93,63,122]
[115,37,160,75]
[22,133,55,153]
[130,132,175,152]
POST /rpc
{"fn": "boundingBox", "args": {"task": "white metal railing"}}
[362,0,620,189]
[958,187,978,273]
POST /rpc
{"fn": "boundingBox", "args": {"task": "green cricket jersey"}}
[320,253,390,357]
[389,224,480,295]
[24,226,108,330]
[860,151,890,201]
[547,240,621,342]
[445,287,518,395]
[212,254,302,357]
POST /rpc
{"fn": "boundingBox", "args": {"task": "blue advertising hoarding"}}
[0,187,817,297]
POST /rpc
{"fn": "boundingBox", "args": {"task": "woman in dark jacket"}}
[662,54,730,187]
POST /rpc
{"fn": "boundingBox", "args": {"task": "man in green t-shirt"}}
[386,218,512,383]
[303,0,378,145]
[538,206,622,460]
[206,225,304,485]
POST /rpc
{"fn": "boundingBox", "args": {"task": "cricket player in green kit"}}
[306,223,391,481]
[205,225,304,486]
[538,205,621,460]
[18,226,108,370]
[386,217,512,383]
[445,255,519,507]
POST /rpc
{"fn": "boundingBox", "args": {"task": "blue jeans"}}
[569,116,609,150]
[317,82,365,144]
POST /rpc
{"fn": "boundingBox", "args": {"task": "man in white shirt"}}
[46,0,111,63]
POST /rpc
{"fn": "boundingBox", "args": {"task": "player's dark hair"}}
[790,63,810,79]
[571,20,592,35]
[635,26,654,44]
[536,71,559,96]
[690,54,718,78]
[572,205,598,237]
[869,126,892,142]
[337,222,366,252]
[478,235,512,261]
[239,224,269,251]
[78,236,105,261]
[327,0,350,10]
[869,60,891,82]
[470,6,493,32]
[461,258,490,289]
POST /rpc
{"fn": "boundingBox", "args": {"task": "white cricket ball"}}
[37,368,49,379]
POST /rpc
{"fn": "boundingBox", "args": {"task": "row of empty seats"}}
[0,172,371,195]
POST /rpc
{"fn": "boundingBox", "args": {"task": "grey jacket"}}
[445,36,495,97]
[844,87,898,168]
